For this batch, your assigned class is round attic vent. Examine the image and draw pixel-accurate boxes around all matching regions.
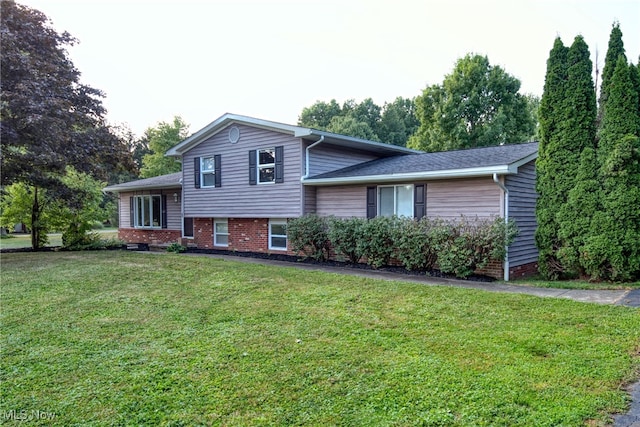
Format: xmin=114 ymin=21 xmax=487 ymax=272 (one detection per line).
xmin=228 ymin=126 xmax=240 ymax=143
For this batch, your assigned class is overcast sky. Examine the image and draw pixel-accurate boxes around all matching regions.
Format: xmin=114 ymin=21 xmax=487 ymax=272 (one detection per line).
xmin=20 ymin=0 xmax=640 ymax=138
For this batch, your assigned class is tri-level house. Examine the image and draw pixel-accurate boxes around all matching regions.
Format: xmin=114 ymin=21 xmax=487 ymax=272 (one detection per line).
xmin=105 ymin=113 xmax=539 ymax=280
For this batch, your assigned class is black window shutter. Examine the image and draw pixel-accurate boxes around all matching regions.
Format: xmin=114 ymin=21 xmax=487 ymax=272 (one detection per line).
xmin=275 ymin=146 xmax=284 ymax=183
xmin=194 ymin=157 xmax=201 ymax=188
xmin=129 ymin=196 xmax=135 ymax=227
xmin=161 ymin=195 xmax=168 ymax=229
xmin=249 ymin=150 xmax=257 ymax=185
xmin=214 ymin=154 xmax=222 ymax=187
xmin=366 ymin=186 xmax=377 ymax=219
xmin=414 ymin=184 xmax=426 ymax=219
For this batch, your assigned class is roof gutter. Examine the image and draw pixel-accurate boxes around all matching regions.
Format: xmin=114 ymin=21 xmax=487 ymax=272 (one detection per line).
xmin=302 ymin=165 xmax=512 ymax=186
xmin=493 ymin=173 xmax=510 ymax=282
xmin=302 ymin=135 xmax=325 ymax=179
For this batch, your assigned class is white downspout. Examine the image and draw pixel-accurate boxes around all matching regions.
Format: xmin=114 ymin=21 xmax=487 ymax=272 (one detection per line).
xmin=493 ymin=173 xmax=509 ymax=281
xmin=302 ymin=136 xmax=325 ymax=179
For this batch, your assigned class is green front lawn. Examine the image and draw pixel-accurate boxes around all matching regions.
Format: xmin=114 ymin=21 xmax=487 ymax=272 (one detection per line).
xmin=0 ymin=229 xmax=118 ymax=250
xmin=1 ymin=251 xmax=638 ymax=426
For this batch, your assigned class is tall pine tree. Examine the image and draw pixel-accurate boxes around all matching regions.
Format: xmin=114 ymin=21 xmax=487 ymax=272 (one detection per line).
xmin=597 ymin=23 xmax=626 ymax=128
xmin=554 ymin=36 xmax=598 ymax=277
xmin=535 ymin=37 xmax=570 ymax=278
xmin=584 ymin=55 xmax=640 ymax=280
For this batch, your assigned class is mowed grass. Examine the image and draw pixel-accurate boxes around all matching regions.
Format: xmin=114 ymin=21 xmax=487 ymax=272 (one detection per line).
xmin=0 ymin=229 xmax=118 ymax=250
xmin=1 ymin=251 xmax=639 ymax=426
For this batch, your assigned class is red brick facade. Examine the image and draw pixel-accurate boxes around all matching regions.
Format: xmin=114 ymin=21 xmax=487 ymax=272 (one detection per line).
xmin=509 ymin=261 xmax=539 ymax=280
xmin=119 ymin=219 xmax=538 ymax=281
xmin=118 ymin=228 xmax=181 ymax=246
xmin=188 ymin=217 xmax=292 ymax=254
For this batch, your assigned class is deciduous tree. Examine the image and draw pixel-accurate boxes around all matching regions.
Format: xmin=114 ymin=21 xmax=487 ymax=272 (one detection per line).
xmin=408 ymin=54 xmax=535 ymax=152
xmin=1 ymin=1 xmax=134 ymax=248
xmin=139 ymin=116 xmax=188 ymax=178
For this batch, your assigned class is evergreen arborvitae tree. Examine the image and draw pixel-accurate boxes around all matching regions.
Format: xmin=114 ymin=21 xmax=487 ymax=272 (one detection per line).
xmin=551 ymin=36 xmax=598 ymax=277
xmin=584 ymin=55 xmax=640 ymax=280
xmin=597 ymin=23 xmax=626 ymax=127
xmin=556 ymin=147 xmax=600 ymax=277
xmin=535 ymin=37 xmax=570 ymax=279
xmin=629 ymin=58 xmax=640 ymax=124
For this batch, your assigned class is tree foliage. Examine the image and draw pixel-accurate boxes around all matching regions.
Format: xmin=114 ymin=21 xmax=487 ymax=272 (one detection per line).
xmin=535 ymin=37 xmax=570 ymax=278
xmin=584 ymin=53 xmax=640 ymax=281
xmin=139 ymin=116 xmax=188 ymax=178
xmin=298 ymin=97 xmax=417 ymax=146
xmin=0 ymin=183 xmax=51 ymax=247
xmin=0 ymin=1 xmax=134 ymax=249
xmin=597 ymin=22 xmax=625 ymax=126
xmin=537 ymin=24 xmax=640 ymax=282
xmin=408 ymin=54 xmax=536 ymax=152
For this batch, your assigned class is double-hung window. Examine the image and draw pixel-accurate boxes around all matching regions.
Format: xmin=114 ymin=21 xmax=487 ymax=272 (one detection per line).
xmin=194 ymin=154 xmax=221 ymax=188
xmin=214 ymin=218 xmax=229 ymax=247
xmin=258 ymin=148 xmax=275 ymax=184
xmin=249 ymin=146 xmax=283 ymax=185
xmin=133 ymin=195 xmax=162 ymax=228
xmin=200 ymin=156 xmax=216 ymax=188
xmin=269 ymin=219 xmax=287 ymax=250
xmin=378 ymin=185 xmax=414 ymax=217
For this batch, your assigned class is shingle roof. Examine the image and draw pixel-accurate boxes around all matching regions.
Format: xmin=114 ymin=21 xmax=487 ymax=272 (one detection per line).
xmin=304 ymin=142 xmax=538 ymax=184
xmin=103 ymin=172 xmax=182 ymax=192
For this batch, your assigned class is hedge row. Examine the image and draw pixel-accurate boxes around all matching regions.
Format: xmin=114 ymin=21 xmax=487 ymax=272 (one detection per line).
xmin=287 ymin=214 xmax=518 ymax=279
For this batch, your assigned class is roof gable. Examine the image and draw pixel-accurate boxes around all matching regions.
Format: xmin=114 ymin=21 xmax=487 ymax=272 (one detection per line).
xmin=165 ymin=113 xmax=418 ymax=157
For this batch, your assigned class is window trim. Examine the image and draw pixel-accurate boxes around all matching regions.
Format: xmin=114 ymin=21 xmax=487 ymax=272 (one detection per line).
xmin=214 ymin=218 xmax=229 ymax=247
xmin=200 ymin=156 xmax=216 ymax=188
xmin=377 ymin=184 xmax=414 ymax=218
xmin=183 ymin=217 xmax=194 ymax=238
xmin=257 ymin=148 xmax=276 ymax=184
xmin=268 ymin=219 xmax=287 ymax=251
xmin=132 ymin=195 xmax=163 ymax=229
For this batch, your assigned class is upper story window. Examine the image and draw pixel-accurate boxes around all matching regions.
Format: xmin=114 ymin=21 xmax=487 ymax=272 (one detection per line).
xmin=194 ymin=155 xmax=221 ymax=188
xmin=258 ymin=148 xmax=275 ymax=184
xmin=201 ymin=156 xmax=216 ymax=188
xmin=132 ymin=195 xmax=164 ymax=228
xmin=249 ymin=146 xmax=284 ymax=185
xmin=378 ymin=185 xmax=414 ymax=217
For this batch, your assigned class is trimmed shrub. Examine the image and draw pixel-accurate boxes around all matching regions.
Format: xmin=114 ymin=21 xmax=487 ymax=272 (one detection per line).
xmin=395 ymin=217 xmax=444 ymax=272
xmin=287 ymin=214 xmax=330 ymax=261
xmin=327 ymin=216 xmax=366 ymax=263
xmin=357 ymin=216 xmax=400 ymax=269
xmin=435 ymin=217 xmax=517 ymax=278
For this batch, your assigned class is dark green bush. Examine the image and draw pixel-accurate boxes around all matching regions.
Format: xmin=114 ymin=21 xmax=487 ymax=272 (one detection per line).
xmin=166 ymin=242 xmax=187 ymax=253
xmin=287 ymin=214 xmax=330 ymax=261
xmin=327 ymin=216 xmax=366 ymax=263
xmin=395 ymin=218 xmax=442 ymax=271
xmin=357 ymin=216 xmax=400 ymax=269
xmin=436 ymin=217 xmax=517 ymax=278
xmin=62 ymin=222 xmax=100 ymax=250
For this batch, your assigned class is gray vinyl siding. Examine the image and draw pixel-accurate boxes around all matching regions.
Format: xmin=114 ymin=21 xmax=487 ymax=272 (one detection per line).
xmin=183 ymin=125 xmax=303 ymax=218
xmin=316 ymin=185 xmax=367 ymax=218
xmin=119 ymin=189 xmax=181 ymax=230
xmin=505 ymin=160 xmax=538 ymax=267
xmin=306 ymin=143 xmax=379 ymax=177
xmin=426 ymin=178 xmax=501 ymax=219
xmin=303 ymin=186 xmax=317 ymax=215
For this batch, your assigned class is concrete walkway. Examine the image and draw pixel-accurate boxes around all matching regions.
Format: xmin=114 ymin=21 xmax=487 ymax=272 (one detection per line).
xmin=177 ymin=252 xmax=639 ymax=426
